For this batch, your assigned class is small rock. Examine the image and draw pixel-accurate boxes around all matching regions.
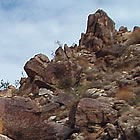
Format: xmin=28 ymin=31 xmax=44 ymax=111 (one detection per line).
xmin=48 ymin=115 xmax=57 ymax=121
xmin=119 ymin=26 xmax=128 ymax=33
xmin=0 ymin=134 xmax=13 ymax=140
xmin=70 ymin=133 xmax=84 ymax=140
xmin=39 ymin=88 xmax=54 ymax=96
xmin=85 ymin=88 xmax=107 ymax=98
xmin=105 ymin=123 xmax=118 ymax=138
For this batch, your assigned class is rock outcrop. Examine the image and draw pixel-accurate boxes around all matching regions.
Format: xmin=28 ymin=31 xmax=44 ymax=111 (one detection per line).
xmin=0 ymin=9 xmax=140 ymax=140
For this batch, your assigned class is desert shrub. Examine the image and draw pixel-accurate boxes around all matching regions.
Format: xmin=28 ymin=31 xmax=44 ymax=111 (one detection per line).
xmin=136 ymin=102 xmax=140 ymax=106
xmin=0 ymin=79 xmax=20 ymax=92
xmin=75 ymin=82 xmax=94 ymax=96
xmin=116 ymin=86 xmax=140 ymax=106
xmin=116 ymin=88 xmax=133 ymax=103
xmin=57 ymin=75 xmax=72 ymax=89
xmin=0 ymin=79 xmax=10 ymax=91
xmin=15 ymin=80 xmax=20 ymax=88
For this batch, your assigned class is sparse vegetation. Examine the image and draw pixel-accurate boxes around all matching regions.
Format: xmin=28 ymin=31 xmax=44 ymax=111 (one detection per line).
xmin=55 ymin=40 xmax=63 ymax=47
xmin=116 ymin=88 xmax=134 ymax=104
xmin=57 ymin=75 xmax=72 ymax=89
xmin=15 ymin=80 xmax=20 ymax=88
xmin=0 ymin=79 xmax=10 ymax=91
xmin=75 ymin=82 xmax=94 ymax=96
xmin=0 ymin=79 xmax=20 ymax=92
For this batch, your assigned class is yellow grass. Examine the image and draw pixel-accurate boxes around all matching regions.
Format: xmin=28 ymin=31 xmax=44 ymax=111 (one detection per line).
xmin=116 ymin=88 xmax=133 ymax=102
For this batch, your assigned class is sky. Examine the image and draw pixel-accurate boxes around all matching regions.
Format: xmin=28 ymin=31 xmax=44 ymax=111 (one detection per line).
xmin=0 ymin=0 xmax=140 ymax=84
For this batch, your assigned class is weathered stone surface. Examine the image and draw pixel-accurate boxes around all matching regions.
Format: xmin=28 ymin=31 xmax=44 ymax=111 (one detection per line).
xmin=79 ymin=9 xmax=116 ymax=58
xmin=79 ymin=33 xmax=103 ymax=52
xmin=43 ymin=63 xmax=68 ymax=85
xmin=44 ymin=62 xmax=81 ymax=88
xmin=54 ymin=47 xmax=68 ymax=62
xmin=64 ymin=44 xmax=73 ymax=59
xmin=0 ymin=97 xmax=73 ymax=140
xmin=123 ymin=26 xmax=140 ymax=46
xmin=86 ymin=9 xmax=115 ymax=46
xmin=117 ymin=44 xmax=140 ymax=69
xmin=106 ymin=45 xmax=127 ymax=57
xmin=0 ymin=85 xmax=17 ymax=97
xmin=0 ymin=97 xmax=42 ymax=140
xmin=118 ymin=107 xmax=140 ymax=140
xmin=23 ymin=54 xmax=54 ymax=91
xmin=85 ymin=88 xmax=107 ymax=98
xmin=52 ymin=93 xmax=77 ymax=107
xmin=41 ymin=103 xmax=59 ymax=113
xmin=24 ymin=53 xmax=50 ymax=79
xmin=19 ymin=77 xmax=39 ymax=96
xmin=34 ymin=75 xmax=54 ymax=90
xmin=75 ymin=97 xmax=118 ymax=128
xmin=24 ymin=53 xmax=81 ymax=90
xmin=1 ymin=9 xmax=140 ymax=140
xmin=86 ymin=9 xmax=115 ymax=34
xmin=48 ymin=122 xmax=73 ymax=140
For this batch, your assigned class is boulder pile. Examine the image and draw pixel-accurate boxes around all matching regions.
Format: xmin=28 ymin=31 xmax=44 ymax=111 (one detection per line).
xmin=0 ymin=9 xmax=140 ymax=140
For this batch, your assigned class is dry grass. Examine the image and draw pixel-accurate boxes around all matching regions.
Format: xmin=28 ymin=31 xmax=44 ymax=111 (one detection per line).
xmin=75 ymin=56 xmax=90 ymax=72
xmin=116 ymin=86 xmax=140 ymax=106
xmin=116 ymin=88 xmax=133 ymax=102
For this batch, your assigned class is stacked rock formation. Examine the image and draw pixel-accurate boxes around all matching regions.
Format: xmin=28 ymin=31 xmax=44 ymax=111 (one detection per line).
xmin=0 ymin=9 xmax=140 ymax=140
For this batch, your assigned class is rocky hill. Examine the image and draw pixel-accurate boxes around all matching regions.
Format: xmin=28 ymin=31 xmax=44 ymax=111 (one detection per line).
xmin=0 ymin=9 xmax=140 ymax=140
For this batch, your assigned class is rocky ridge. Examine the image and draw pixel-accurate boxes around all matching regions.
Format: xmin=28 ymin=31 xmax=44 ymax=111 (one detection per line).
xmin=0 ymin=9 xmax=140 ymax=140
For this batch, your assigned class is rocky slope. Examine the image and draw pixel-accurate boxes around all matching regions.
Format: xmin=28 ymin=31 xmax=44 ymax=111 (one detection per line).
xmin=0 ymin=9 xmax=140 ymax=140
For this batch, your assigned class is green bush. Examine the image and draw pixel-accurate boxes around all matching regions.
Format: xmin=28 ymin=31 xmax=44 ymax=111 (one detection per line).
xmin=0 ymin=80 xmax=10 ymax=91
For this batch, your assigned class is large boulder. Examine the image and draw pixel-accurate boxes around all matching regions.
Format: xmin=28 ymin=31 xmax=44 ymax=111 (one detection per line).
xmin=74 ymin=97 xmax=118 ymax=128
xmin=0 ymin=85 xmax=17 ymax=97
xmin=79 ymin=9 xmax=116 ymax=50
xmin=86 ymin=10 xmax=115 ymax=35
xmin=24 ymin=53 xmax=50 ymax=79
xmin=79 ymin=33 xmax=103 ymax=52
xmin=24 ymin=54 xmax=82 ymax=89
xmin=0 ymin=96 xmax=73 ymax=140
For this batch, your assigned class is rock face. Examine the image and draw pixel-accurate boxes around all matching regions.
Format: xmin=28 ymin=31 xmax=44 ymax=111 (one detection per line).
xmin=79 ymin=9 xmax=116 ymax=55
xmin=24 ymin=54 xmax=82 ymax=90
xmin=0 ymin=97 xmax=73 ymax=140
xmin=123 ymin=26 xmax=140 ymax=46
xmin=24 ymin=53 xmax=50 ymax=79
xmin=0 ymin=9 xmax=140 ymax=140
xmin=75 ymin=97 xmax=118 ymax=127
xmin=86 ymin=9 xmax=115 ymax=45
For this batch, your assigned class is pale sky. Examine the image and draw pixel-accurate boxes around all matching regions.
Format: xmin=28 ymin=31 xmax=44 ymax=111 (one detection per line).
xmin=0 ymin=0 xmax=140 ymax=84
